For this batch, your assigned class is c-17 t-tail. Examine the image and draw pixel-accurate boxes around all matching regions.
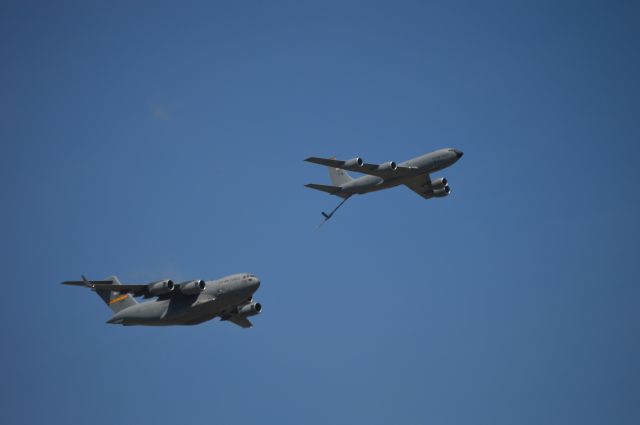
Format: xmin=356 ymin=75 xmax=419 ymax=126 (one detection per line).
xmin=305 ymin=148 xmax=464 ymax=223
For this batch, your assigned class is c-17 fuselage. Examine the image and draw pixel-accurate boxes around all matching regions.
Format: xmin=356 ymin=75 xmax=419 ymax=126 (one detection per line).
xmin=62 ymin=273 xmax=262 ymax=328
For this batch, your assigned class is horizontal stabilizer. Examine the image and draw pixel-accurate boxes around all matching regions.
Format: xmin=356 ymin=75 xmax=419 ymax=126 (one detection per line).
xmin=62 ymin=275 xmax=137 ymax=313
xmin=305 ymin=157 xmax=358 ymax=168
xmin=304 ymin=183 xmax=348 ymax=198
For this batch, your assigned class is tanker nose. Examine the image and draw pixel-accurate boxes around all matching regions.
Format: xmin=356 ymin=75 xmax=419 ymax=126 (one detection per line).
xmin=454 ymin=149 xmax=464 ymax=159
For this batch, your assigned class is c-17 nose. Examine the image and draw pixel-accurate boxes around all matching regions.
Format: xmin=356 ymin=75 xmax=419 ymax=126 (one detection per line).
xmin=454 ymin=149 xmax=464 ymax=159
xmin=248 ymin=276 xmax=261 ymax=289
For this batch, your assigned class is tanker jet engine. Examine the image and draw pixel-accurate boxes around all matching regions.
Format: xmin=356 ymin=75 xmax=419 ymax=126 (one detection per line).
xmin=305 ymin=148 xmax=464 ymax=224
xmin=62 ymin=273 xmax=262 ymax=328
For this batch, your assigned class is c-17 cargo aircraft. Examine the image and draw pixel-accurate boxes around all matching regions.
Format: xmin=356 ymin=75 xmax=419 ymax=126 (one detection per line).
xmin=62 ymin=273 xmax=262 ymax=328
xmin=305 ymin=148 xmax=464 ymax=223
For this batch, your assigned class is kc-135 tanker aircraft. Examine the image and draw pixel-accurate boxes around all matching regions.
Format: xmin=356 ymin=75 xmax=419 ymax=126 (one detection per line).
xmin=62 ymin=274 xmax=262 ymax=328
xmin=305 ymin=148 xmax=464 ymax=223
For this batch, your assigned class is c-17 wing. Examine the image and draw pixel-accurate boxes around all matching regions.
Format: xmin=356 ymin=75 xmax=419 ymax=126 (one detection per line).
xmin=87 ymin=283 xmax=150 ymax=296
xmin=305 ymin=156 xmax=418 ymax=178
xmin=62 ymin=278 xmax=176 ymax=298
xmin=62 ymin=279 xmax=113 ymax=287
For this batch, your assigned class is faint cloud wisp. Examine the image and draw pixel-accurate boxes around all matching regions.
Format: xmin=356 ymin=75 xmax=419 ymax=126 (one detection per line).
xmin=151 ymin=103 xmax=170 ymax=121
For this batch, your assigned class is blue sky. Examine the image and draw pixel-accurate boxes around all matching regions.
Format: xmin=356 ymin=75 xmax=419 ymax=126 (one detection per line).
xmin=1 ymin=1 xmax=639 ymax=424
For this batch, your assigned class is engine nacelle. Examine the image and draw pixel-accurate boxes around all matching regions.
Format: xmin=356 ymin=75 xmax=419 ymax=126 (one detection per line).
xmin=148 ymin=279 xmax=175 ymax=296
xmin=179 ymin=279 xmax=206 ymax=295
xmin=236 ymin=302 xmax=262 ymax=318
xmin=344 ymin=157 xmax=364 ymax=168
xmin=377 ymin=161 xmax=397 ymax=172
xmin=433 ymin=185 xmax=451 ymax=197
xmin=431 ymin=177 xmax=448 ymax=190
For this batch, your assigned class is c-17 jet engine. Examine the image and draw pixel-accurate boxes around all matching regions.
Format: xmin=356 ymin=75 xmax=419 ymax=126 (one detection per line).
xmin=236 ymin=302 xmax=262 ymax=318
xmin=148 ymin=280 xmax=175 ymax=296
xmin=179 ymin=280 xmax=206 ymax=294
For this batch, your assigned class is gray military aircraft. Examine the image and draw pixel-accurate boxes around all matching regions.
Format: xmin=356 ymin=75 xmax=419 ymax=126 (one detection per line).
xmin=62 ymin=273 xmax=262 ymax=328
xmin=305 ymin=148 xmax=464 ymax=222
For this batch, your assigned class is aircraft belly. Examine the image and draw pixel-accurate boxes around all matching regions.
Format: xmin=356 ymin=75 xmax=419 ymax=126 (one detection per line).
xmin=111 ymin=297 xmax=220 ymax=326
xmin=107 ymin=282 xmax=257 ymax=326
xmin=158 ymin=292 xmax=250 ymax=325
xmin=345 ymin=176 xmax=385 ymax=194
xmin=159 ymin=297 xmax=222 ymax=325
xmin=109 ymin=300 xmax=169 ymax=325
xmin=366 ymin=179 xmax=404 ymax=193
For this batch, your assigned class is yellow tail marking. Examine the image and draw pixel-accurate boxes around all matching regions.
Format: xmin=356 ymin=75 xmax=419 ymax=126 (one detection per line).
xmin=109 ymin=294 xmax=129 ymax=305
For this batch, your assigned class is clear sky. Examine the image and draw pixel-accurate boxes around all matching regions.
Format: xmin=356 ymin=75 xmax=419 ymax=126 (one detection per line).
xmin=1 ymin=1 xmax=639 ymax=424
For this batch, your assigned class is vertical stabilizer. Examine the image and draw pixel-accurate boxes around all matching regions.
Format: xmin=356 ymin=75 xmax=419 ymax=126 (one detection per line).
xmin=328 ymin=162 xmax=353 ymax=186
xmin=85 ymin=275 xmax=137 ymax=313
